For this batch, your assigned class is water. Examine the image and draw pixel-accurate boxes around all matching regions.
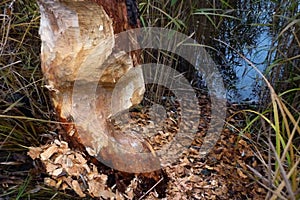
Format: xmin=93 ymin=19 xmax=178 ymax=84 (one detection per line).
xmin=207 ymin=1 xmax=276 ymax=104
xmin=227 ymin=30 xmax=272 ymax=104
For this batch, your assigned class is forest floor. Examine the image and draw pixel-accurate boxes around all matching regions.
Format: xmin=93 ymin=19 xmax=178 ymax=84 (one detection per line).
xmin=16 ymin=91 xmax=268 ymax=200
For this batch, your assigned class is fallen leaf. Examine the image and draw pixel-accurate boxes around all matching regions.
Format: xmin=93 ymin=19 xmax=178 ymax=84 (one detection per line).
xmin=237 ymin=168 xmax=248 ymax=179
xmin=238 ymin=139 xmax=248 ymax=147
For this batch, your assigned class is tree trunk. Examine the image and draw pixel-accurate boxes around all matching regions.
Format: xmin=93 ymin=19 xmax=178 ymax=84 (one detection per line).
xmin=38 ymin=0 xmax=159 ymax=173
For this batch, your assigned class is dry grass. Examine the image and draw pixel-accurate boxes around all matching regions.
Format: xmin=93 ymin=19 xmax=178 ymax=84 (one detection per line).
xmin=0 ymin=0 xmax=83 ymax=199
xmin=221 ymin=2 xmax=300 ymax=198
xmin=0 ymin=0 xmax=299 ymax=199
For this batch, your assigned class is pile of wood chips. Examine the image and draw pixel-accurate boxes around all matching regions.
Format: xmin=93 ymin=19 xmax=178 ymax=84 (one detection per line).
xmin=27 ymin=101 xmax=267 ymax=199
xmin=28 ymin=139 xmax=116 ymax=199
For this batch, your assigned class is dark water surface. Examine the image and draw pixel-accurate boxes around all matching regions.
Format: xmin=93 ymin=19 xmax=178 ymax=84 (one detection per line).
xmin=191 ymin=1 xmax=299 ymax=104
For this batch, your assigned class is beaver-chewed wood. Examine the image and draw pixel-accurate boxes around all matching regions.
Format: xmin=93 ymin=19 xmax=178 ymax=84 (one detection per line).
xmin=38 ymin=0 xmax=159 ymax=173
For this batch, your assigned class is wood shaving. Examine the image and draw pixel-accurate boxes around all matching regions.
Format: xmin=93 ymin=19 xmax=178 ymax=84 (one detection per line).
xmin=28 ymin=139 xmax=113 ymax=198
xmin=27 ymin=147 xmax=43 ymax=159
xmin=27 ymin=100 xmax=266 ymax=199
xmin=40 ymin=145 xmax=58 ymax=160
xmin=72 ymin=180 xmax=86 ymax=197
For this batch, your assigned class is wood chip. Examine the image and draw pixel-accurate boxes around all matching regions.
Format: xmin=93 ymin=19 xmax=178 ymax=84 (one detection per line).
xmin=100 ymin=189 xmax=116 ymax=199
xmin=75 ymin=152 xmax=86 ymax=164
xmin=54 ymin=139 xmax=61 ymax=146
xmin=44 ymin=177 xmax=56 ymax=187
xmin=62 ymin=176 xmax=73 ymax=188
xmin=54 ymin=154 xmax=63 ymax=164
xmin=45 ymin=162 xmax=59 ymax=173
xmin=27 ymin=147 xmax=43 ymax=160
xmin=55 ymin=178 xmax=63 ymax=188
xmin=60 ymin=141 xmax=69 ymax=149
xmin=51 ymin=168 xmax=63 ymax=177
xmin=116 ymin=190 xmax=125 ymax=200
xmin=40 ymin=145 xmax=58 ymax=160
xmin=65 ymin=156 xmax=73 ymax=168
xmin=72 ymin=180 xmax=86 ymax=197
xmin=88 ymin=179 xmax=105 ymax=197
xmin=86 ymin=147 xmax=97 ymax=156
xmin=61 ymin=182 xmax=69 ymax=190
xmin=65 ymin=164 xmax=81 ymax=176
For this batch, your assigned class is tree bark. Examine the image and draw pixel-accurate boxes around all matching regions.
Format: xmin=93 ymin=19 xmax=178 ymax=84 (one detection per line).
xmin=38 ymin=0 xmax=159 ymax=173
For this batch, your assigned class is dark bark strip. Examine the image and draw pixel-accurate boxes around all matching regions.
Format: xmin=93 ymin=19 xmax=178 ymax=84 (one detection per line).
xmin=125 ymin=0 xmax=139 ymax=27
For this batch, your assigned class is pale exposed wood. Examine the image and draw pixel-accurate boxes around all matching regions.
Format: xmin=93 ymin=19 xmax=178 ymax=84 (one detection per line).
xmin=37 ymin=0 xmax=157 ymax=172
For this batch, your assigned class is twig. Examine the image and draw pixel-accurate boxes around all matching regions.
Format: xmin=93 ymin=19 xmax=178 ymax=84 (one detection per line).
xmin=138 ymin=177 xmax=163 ymax=200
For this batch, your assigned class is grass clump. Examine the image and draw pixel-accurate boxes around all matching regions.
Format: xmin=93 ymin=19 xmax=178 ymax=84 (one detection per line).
xmin=0 ymin=0 xmax=299 ymax=199
xmin=232 ymin=1 xmax=300 ymax=199
xmin=0 ymin=0 xmax=78 ymax=199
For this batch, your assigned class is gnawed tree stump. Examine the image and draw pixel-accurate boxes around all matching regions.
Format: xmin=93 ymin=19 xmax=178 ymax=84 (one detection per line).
xmin=38 ymin=0 xmax=159 ymax=173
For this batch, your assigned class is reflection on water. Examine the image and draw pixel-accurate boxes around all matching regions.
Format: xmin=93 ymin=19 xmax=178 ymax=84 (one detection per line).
xmin=224 ymin=29 xmax=272 ymax=103
xmin=210 ymin=1 xmax=274 ymax=104
xmin=191 ymin=1 xmax=285 ymax=104
xmin=140 ymin=0 xmax=299 ymax=104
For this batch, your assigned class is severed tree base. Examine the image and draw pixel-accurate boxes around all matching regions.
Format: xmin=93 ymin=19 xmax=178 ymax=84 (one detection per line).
xmin=36 ymin=0 xmax=160 ymax=174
